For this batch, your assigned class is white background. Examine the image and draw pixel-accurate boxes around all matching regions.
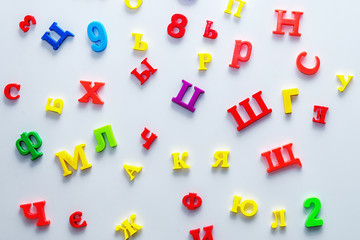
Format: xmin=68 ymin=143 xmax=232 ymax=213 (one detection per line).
xmin=0 ymin=0 xmax=359 ymax=239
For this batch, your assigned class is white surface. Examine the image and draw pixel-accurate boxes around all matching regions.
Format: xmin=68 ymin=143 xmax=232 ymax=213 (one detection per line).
xmin=1 ymin=0 xmax=359 ymax=239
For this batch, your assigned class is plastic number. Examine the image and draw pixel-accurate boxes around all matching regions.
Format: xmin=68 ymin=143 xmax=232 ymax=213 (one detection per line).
xmin=167 ymin=14 xmax=188 ymax=38
xmin=87 ymin=21 xmax=108 ymax=52
xmin=304 ymin=197 xmax=323 ymax=227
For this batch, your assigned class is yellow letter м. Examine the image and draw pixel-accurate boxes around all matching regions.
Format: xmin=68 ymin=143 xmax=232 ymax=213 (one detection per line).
xmin=55 ymin=143 xmax=92 ymax=176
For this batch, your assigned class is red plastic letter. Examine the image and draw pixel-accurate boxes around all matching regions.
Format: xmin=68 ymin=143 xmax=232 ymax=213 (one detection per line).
xmin=20 ymin=200 xmax=50 ymax=226
xmin=131 ymin=58 xmax=157 ymax=85
xmin=313 ymin=105 xmax=328 ymax=124
xmin=167 ymin=14 xmax=188 ymax=38
xmin=4 ymin=83 xmax=20 ymax=100
xmin=227 ymin=91 xmax=272 ymax=131
xmin=203 ymin=20 xmax=218 ymax=39
xmin=141 ymin=127 xmax=157 ymax=150
xmin=296 ymin=52 xmax=320 ymax=75
xmin=190 ymin=225 xmax=213 ymax=240
xmin=19 ymin=15 xmax=36 ymax=32
xmin=273 ymin=9 xmax=303 ymax=36
xmin=229 ymin=40 xmax=252 ymax=69
xmin=78 ymin=81 xmax=105 ymax=104
xmin=69 ymin=211 xmax=87 ymax=228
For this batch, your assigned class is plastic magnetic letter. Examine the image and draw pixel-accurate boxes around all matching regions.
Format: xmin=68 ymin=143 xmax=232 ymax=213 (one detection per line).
xmin=261 ymin=143 xmax=302 ymax=173
xmin=55 ymin=144 xmax=92 ymax=177
xmin=183 ymin=193 xmax=202 ymax=210
xmin=212 ymin=151 xmax=229 ymax=168
xmin=167 ymin=14 xmax=188 ymax=38
xmin=4 ymin=83 xmax=20 ymax=100
xmin=229 ymin=40 xmax=252 ymax=69
xmin=124 ymin=164 xmax=142 ymax=181
xmin=125 ymin=0 xmax=142 ymax=9
xmin=230 ymin=195 xmax=258 ymax=217
xmin=78 ymin=81 xmax=105 ymax=104
xmin=190 ymin=225 xmax=213 ymax=240
xmin=227 ymin=91 xmax=272 ymax=131
xmin=282 ymin=88 xmax=299 ymax=114
xmin=337 ymin=75 xmax=353 ymax=92
xmin=141 ymin=127 xmax=157 ymax=150
xmin=93 ymin=124 xmax=117 ymax=152
xmin=131 ymin=58 xmax=157 ymax=85
xmin=87 ymin=21 xmax=108 ymax=52
xmin=172 ymin=80 xmax=205 ymax=113
xmin=296 ymin=52 xmax=320 ymax=75
xmin=203 ymin=20 xmax=218 ymax=39
xmin=224 ymin=0 xmax=246 ymax=18
xmin=132 ymin=33 xmax=148 ymax=51
xmin=16 ymin=131 xmax=43 ymax=160
xmin=41 ymin=22 xmax=74 ymax=50
xmin=198 ymin=53 xmax=212 ymax=71
xmin=20 ymin=201 xmax=50 ymax=226
xmin=271 ymin=209 xmax=286 ymax=228
xmin=273 ymin=10 xmax=303 ymax=36
xmin=19 ymin=15 xmax=36 ymax=32
xmin=313 ymin=105 xmax=328 ymax=124
xmin=304 ymin=197 xmax=323 ymax=228
xmin=115 ymin=214 xmax=142 ymax=240
xmin=172 ymin=152 xmax=190 ymax=170
xmin=45 ymin=98 xmax=64 ymax=114
xmin=69 ymin=211 xmax=87 ymax=228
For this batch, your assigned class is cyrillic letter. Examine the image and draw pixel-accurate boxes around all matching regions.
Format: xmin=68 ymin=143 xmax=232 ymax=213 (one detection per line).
xmin=198 ymin=53 xmax=212 ymax=70
xmin=203 ymin=20 xmax=218 ymax=39
xmin=131 ymin=58 xmax=157 ymax=85
xmin=190 ymin=225 xmax=213 ymax=240
xmin=78 ymin=81 xmax=105 ymax=104
xmin=4 ymin=83 xmax=20 ymax=100
xmin=282 ymin=88 xmax=299 ymax=114
xmin=125 ymin=0 xmax=142 ymax=9
xmin=224 ymin=0 xmax=246 ymax=18
xmin=172 ymin=80 xmax=205 ymax=113
xmin=16 ymin=131 xmax=43 ymax=161
xmin=20 ymin=200 xmax=50 ymax=226
xmin=45 ymin=98 xmax=64 ymax=114
xmin=172 ymin=152 xmax=190 ymax=170
xmin=227 ymin=91 xmax=272 ymax=131
xmin=132 ymin=33 xmax=148 ymax=51
xmin=69 ymin=211 xmax=87 ymax=228
xmin=337 ymin=75 xmax=352 ymax=92
xmin=41 ymin=22 xmax=74 ymax=50
xmin=313 ymin=105 xmax=328 ymax=124
xmin=230 ymin=195 xmax=257 ymax=217
xmin=271 ymin=209 xmax=286 ymax=228
xmin=229 ymin=40 xmax=252 ymax=69
xmin=115 ymin=214 xmax=142 ymax=240
xmin=273 ymin=10 xmax=303 ymax=36
xmin=141 ymin=127 xmax=157 ymax=150
xmin=55 ymin=143 xmax=92 ymax=176
xmin=296 ymin=52 xmax=320 ymax=75
xmin=261 ymin=143 xmax=302 ymax=173
xmin=212 ymin=151 xmax=229 ymax=168
xmin=94 ymin=124 xmax=117 ymax=152
xmin=124 ymin=164 xmax=142 ymax=181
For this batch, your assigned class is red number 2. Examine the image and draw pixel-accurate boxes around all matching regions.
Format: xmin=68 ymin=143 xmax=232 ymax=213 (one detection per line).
xmin=19 ymin=15 xmax=36 ymax=32
xmin=167 ymin=14 xmax=188 ymax=38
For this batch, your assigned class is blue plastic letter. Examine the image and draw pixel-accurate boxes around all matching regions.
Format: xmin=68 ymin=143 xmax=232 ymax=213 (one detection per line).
xmin=41 ymin=22 xmax=74 ymax=50
xmin=87 ymin=21 xmax=108 ymax=52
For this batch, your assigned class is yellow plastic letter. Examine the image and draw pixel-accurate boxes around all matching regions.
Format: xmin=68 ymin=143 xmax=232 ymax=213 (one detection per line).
xmin=212 ymin=151 xmax=229 ymax=168
xmin=132 ymin=33 xmax=148 ymax=51
xmin=115 ymin=214 xmax=142 ymax=240
xmin=45 ymin=98 xmax=63 ymax=114
xmin=55 ymin=144 xmax=92 ymax=177
xmin=224 ymin=0 xmax=246 ymax=18
xmin=282 ymin=88 xmax=299 ymax=114
xmin=271 ymin=209 xmax=286 ymax=228
xmin=172 ymin=152 xmax=190 ymax=170
xmin=125 ymin=0 xmax=142 ymax=9
xmin=230 ymin=195 xmax=257 ymax=217
xmin=124 ymin=164 xmax=142 ymax=181
xmin=198 ymin=53 xmax=212 ymax=71
xmin=337 ymin=74 xmax=353 ymax=92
